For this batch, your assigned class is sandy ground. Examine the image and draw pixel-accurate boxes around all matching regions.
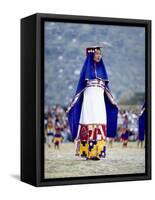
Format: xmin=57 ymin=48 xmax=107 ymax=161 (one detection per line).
xmin=44 ymin=142 xmax=145 ymax=179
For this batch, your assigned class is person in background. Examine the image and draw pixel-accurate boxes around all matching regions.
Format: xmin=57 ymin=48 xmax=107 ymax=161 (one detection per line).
xmin=47 ymin=121 xmax=54 ymax=148
xmin=53 ymin=119 xmax=63 ymax=149
xmin=121 ymin=115 xmax=129 ymax=148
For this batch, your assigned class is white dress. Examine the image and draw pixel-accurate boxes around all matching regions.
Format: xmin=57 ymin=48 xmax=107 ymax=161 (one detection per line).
xmin=79 ymin=79 xmax=107 ymax=125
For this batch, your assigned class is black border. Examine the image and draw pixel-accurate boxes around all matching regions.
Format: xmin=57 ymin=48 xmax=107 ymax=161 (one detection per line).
xmin=23 ymin=13 xmax=151 ymax=187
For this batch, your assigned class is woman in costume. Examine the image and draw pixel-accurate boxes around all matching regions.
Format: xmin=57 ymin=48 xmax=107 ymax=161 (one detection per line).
xmin=137 ymin=103 xmax=145 ymax=148
xmin=66 ymin=46 xmax=118 ymax=160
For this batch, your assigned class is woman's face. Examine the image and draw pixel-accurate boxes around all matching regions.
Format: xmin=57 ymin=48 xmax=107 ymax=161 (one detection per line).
xmin=93 ymin=49 xmax=102 ymax=63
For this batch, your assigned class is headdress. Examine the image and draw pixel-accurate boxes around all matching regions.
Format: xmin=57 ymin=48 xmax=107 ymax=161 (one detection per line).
xmin=86 ymin=46 xmax=103 ymax=56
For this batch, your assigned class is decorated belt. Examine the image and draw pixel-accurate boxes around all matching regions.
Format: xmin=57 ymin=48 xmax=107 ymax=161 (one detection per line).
xmin=86 ymin=81 xmax=105 ymax=89
xmin=66 ymin=81 xmax=116 ymax=114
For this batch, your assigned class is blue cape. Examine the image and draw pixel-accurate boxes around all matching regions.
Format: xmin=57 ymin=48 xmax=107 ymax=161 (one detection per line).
xmin=138 ymin=103 xmax=146 ymax=141
xmin=67 ymin=53 xmax=118 ymax=141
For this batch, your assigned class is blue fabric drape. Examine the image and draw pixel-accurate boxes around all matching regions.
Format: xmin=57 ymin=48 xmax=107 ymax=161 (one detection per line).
xmin=138 ymin=103 xmax=146 ymax=141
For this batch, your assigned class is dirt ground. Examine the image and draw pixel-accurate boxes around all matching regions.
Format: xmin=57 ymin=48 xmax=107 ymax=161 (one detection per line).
xmin=44 ymin=142 xmax=145 ymax=179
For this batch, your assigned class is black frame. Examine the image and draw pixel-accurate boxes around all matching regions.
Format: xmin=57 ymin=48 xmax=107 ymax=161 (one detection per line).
xmin=21 ymin=13 xmax=151 ymax=187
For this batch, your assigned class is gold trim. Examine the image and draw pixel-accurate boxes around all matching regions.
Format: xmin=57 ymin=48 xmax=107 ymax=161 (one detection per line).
xmin=139 ymin=107 xmax=145 ymax=116
xmin=85 ymin=78 xmax=109 ymax=82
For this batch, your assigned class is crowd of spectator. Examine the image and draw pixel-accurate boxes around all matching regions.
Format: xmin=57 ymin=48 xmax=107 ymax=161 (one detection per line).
xmin=44 ymin=105 xmax=71 ymax=144
xmin=117 ymin=108 xmax=140 ymax=141
xmin=44 ymin=105 xmax=141 ymax=144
